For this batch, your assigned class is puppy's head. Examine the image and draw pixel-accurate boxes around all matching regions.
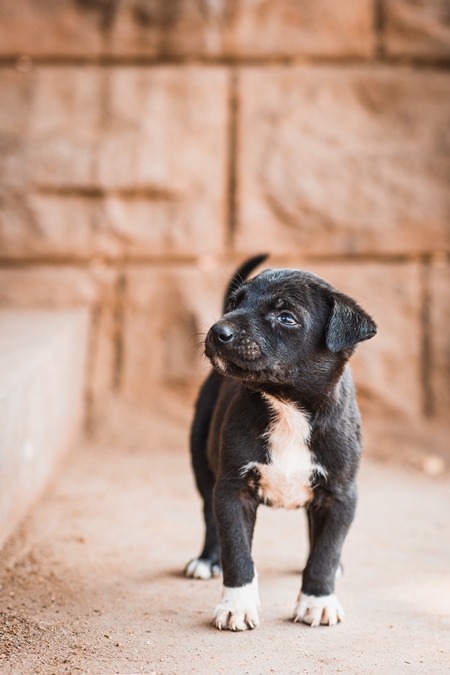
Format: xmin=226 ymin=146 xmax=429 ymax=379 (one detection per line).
xmin=205 ymin=268 xmax=376 ymax=395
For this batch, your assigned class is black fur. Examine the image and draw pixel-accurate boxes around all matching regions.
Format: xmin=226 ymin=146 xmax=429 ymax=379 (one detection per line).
xmin=186 ymin=256 xmax=377 ymax=626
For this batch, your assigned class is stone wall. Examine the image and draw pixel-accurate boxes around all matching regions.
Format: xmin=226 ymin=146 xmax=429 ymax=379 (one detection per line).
xmin=0 ymin=0 xmax=449 ymax=460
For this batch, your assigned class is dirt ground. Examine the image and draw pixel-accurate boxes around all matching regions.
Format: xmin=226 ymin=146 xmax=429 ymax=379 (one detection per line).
xmin=1 ymin=399 xmax=449 ymax=675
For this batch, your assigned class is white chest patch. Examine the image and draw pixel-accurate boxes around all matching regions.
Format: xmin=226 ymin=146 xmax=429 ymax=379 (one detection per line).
xmin=243 ymin=395 xmax=325 ymax=510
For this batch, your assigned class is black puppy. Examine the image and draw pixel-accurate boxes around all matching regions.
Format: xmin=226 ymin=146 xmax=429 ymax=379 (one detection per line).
xmin=185 ymin=255 xmax=376 ymax=631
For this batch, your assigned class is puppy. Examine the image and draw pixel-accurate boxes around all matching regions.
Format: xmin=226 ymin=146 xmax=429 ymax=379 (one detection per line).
xmin=185 ymin=255 xmax=376 ymax=631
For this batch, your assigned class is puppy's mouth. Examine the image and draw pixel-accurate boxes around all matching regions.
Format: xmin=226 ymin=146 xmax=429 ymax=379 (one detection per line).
xmin=210 ymin=352 xmax=261 ymax=373
xmin=209 ymin=354 xmax=266 ymax=384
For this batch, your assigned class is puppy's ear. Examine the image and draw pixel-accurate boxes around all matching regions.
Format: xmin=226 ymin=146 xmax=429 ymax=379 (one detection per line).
xmin=325 ymin=293 xmax=377 ymax=353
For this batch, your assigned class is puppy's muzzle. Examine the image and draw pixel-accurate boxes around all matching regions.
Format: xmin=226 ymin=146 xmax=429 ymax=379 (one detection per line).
xmin=207 ymin=320 xmax=262 ymax=365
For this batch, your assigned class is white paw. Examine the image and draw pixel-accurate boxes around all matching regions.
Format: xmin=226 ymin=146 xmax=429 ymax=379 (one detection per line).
xmin=212 ymin=577 xmax=260 ymax=631
xmin=293 ymin=593 xmax=345 ymax=627
xmin=184 ymin=558 xmax=221 ymax=580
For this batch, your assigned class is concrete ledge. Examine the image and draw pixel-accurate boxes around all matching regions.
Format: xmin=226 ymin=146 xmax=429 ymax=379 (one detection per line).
xmin=0 ymin=310 xmax=89 ymax=548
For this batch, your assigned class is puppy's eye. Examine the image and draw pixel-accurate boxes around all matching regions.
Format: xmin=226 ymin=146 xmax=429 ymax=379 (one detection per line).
xmin=227 ymin=297 xmax=236 ymax=311
xmin=277 ymin=313 xmax=297 ymax=325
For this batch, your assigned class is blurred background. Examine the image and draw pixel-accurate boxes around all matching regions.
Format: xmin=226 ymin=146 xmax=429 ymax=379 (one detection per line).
xmin=0 ymin=0 xmax=449 ymax=469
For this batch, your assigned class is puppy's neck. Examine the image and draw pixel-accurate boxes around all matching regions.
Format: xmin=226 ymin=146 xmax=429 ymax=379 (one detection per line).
xmin=244 ymin=362 xmax=350 ymax=414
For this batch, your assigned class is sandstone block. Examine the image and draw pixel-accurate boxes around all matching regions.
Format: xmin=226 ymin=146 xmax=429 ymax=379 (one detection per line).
xmin=0 ymin=0 xmax=103 ymax=56
xmin=0 ymin=70 xmax=32 ymax=136
xmin=0 ymin=195 xmax=122 ymax=261
xmin=0 ymin=196 xmax=96 ymax=260
xmin=108 ymin=0 xmax=374 ymax=58
xmin=107 ymin=0 xmax=212 ymax=58
xmin=0 ymin=67 xmax=227 ymax=260
xmin=0 ymin=266 xmax=104 ymax=308
xmin=222 ymin=0 xmax=375 ymax=58
xmin=0 ymin=70 xmax=34 ymax=192
xmin=0 ymin=67 xmax=103 ymax=193
xmin=121 ymin=263 xmax=231 ymax=406
xmin=429 ymin=260 xmax=450 ymax=421
xmin=384 ymin=0 xmax=450 ymax=59
xmin=95 ymin=67 xmax=228 ymax=257
xmin=236 ymin=67 xmax=450 ymax=256
xmin=27 ymin=68 xmax=103 ymax=188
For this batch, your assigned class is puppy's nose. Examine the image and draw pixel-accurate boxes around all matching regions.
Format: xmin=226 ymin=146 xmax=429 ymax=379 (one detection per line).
xmin=211 ymin=323 xmax=234 ymax=345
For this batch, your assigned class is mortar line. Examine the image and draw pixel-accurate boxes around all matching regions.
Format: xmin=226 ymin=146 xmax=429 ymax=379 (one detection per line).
xmin=32 ymin=185 xmax=178 ymax=200
xmin=112 ymin=271 xmax=126 ymax=392
xmin=374 ymin=0 xmax=386 ymax=60
xmin=0 ymin=252 xmax=443 ymax=268
xmin=420 ymin=255 xmax=434 ymax=418
xmin=84 ymin=304 xmax=101 ymax=435
xmin=1 ymin=56 xmax=450 ymax=70
xmin=226 ymin=67 xmax=239 ymax=252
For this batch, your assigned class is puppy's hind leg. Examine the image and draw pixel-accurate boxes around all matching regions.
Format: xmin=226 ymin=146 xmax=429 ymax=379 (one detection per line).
xmin=185 ymin=372 xmax=222 ymax=580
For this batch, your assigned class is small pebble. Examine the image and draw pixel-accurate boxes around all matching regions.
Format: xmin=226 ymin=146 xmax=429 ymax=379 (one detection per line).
xmin=421 ymin=455 xmax=445 ymax=477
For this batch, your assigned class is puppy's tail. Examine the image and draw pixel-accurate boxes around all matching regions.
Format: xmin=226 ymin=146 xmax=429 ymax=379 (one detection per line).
xmin=223 ymin=254 xmax=268 ymax=313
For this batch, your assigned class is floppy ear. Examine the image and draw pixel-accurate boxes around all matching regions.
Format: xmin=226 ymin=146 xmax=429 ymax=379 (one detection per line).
xmin=325 ymin=293 xmax=377 ymax=353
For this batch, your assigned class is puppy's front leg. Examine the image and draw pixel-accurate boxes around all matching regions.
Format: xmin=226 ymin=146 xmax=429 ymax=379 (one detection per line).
xmin=212 ymin=479 xmax=260 ymax=631
xmin=294 ymin=489 xmax=357 ymax=627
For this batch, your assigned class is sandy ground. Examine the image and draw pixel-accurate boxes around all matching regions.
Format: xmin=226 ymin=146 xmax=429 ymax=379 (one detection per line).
xmin=1 ymin=400 xmax=449 ymax=675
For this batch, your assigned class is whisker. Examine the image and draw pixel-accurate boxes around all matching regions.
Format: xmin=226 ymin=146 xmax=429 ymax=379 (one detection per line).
xmin=189 ymin=331 xmax=206 ymax=343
